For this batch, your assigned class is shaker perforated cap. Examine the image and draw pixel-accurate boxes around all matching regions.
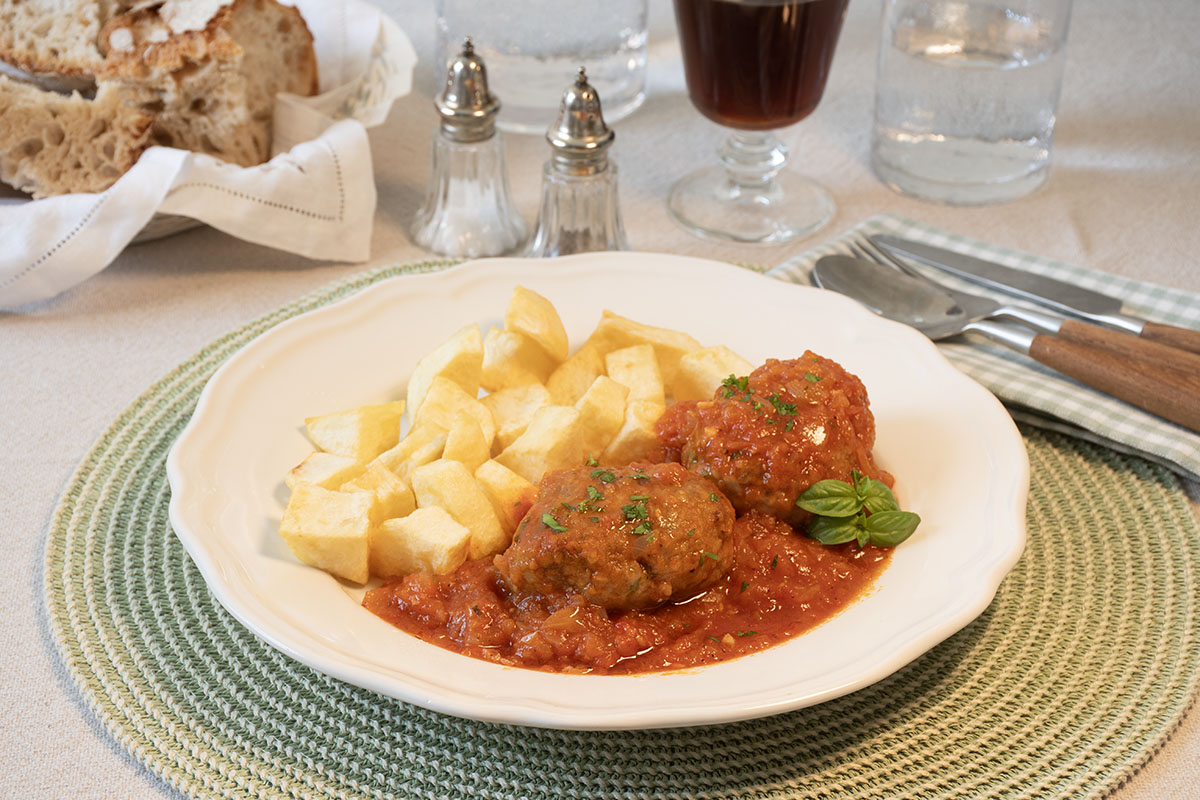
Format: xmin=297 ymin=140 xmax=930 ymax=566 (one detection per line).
xmin=436 ymin=37 xmax=500 ymax=142
xmin=546 ymin=67 xmax=614 ymax=173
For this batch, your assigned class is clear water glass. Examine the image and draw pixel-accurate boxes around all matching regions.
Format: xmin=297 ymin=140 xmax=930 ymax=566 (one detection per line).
xmin=871 ymin=0 xmax=1074 ymax=205
xmin=435 ymin=0 xmax=648 ymax=135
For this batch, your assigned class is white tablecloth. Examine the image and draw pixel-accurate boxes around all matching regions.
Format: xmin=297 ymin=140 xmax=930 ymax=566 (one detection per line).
xmin=3 ymin=0 xmax=1198 ymax=796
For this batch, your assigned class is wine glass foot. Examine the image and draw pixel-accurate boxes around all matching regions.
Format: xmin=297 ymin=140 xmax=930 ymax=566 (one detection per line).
xmin=667 ymin=166 xmax=834 ymax=245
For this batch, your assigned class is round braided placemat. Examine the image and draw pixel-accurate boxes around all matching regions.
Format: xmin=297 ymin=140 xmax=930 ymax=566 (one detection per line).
xmin=45 ymin=262 xmax=1200 ymax=800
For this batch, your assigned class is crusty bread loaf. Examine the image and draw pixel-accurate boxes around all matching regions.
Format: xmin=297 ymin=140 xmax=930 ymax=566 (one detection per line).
xmin=0 ymin=74 xmax=153 ymax=197
xmin=0 ymin=0 xmax=318 ymax=197
xmin=0 ymin=0 xmax=120 ymax=77
xmin=99 ymin=0 xmax=318 ymax=167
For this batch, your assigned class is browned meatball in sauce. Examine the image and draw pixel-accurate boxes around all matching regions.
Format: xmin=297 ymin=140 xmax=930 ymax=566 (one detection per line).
xmin=494 ymin=462 xmax=736 ymax=612
xmin=657 ymin=353 xmax=888 ymax=528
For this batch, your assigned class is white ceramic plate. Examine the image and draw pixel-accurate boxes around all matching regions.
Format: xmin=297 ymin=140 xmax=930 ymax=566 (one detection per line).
xmin=167 ymin=252 xmax=1028 ymax=730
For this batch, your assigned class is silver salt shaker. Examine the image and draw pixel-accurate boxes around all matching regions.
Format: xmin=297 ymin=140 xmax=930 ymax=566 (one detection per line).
xmin=411 ymin=38 xmax=526 ymax=257
xmin=526 ymin=68 xmax=629 ymax=257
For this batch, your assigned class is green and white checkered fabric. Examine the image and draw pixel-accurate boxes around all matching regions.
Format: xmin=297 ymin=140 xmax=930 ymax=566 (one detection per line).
xmin=770 ymin=214 xmax=1200 ymax=480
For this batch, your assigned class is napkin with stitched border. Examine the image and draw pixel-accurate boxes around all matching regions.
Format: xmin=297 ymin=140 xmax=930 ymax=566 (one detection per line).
xmin=770 ymin=214 xmax=1200 ymax=481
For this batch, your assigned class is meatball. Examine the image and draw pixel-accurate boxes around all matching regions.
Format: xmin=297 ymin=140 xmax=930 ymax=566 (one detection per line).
xmin=494 ymin=462 xmax=736 ymax=612
xmin=657 ymin=353 xmax=887 ymax=527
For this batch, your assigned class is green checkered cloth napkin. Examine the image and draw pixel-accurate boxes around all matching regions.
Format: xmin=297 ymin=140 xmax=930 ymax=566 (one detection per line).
xmin=769 ymin=214 xmax=1200 ymax=481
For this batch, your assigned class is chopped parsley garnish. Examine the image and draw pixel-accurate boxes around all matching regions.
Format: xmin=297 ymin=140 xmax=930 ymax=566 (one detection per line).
xmin=687 ymin=529 xmax=696 ymax=537
xmin=629 ymin=494 xmax=649 ymax=501
xmin=541 ymin=513 xmax=568 ymax=532
xmin=707 ymin=635 xmax=721 ymax=643
xmin=805 ymin=371 xmax=822 ymax=383
xmin=631 ymin=521 xmax=653 ymax=536
xmin=590 ymin=468 xmax=616 ymax=483
xmin=589 ymin=516 xmax=600 ymax=523
xmin=768 ymin=393 xmax=797 ymax=416
xmin=560 ymin=502 xmax=575 ymax=512
xmin=771 ymin=555 xmax=778 ymax=569
xmin=740 ymin=581 xmax=749 ymax=593
xmin=736 ymin=630 xmax=757 ymax=637
xmin=622 ymin=500 xmax=649 ymax=521
xmin=586 ymin=454 xmax=599 ymax=466
xmin=702 ymin=551 xmax=719 ymax=562
xmin=586 ymin=486 xmax=604 ymax=502
xmin=709 ymin=492 xmax=719 ymax=502
xmin=720 ymin=374 xmax=751 ymax=398
xmin=784 ymin=419 xmax=795 ymax=433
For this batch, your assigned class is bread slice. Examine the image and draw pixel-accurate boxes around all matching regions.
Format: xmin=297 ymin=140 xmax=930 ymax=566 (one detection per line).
xmin=0 ymin=0 xmax=112 ymax=77
xmin=0 ymin=74 xmax=153 ymax=197
xmin=0 ymin=0 xmax=317 ymax=196
xmin=98 ymin=0 xmax=319 ymax=167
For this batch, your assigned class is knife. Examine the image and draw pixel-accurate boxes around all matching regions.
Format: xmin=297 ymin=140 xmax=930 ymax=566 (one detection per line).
xmin=870 ymin=234 xmax=1200 ymax=357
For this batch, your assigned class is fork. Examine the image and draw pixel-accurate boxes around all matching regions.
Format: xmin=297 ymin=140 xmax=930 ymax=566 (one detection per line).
xmin=847 ymin=237 xmax=1200 ymax=376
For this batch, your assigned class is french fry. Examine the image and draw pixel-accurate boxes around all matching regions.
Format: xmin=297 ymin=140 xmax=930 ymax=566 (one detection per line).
xmin=604 ymin=344 xmax=665 ymax=406
xmin=481 ymin=383 xmax=551 ymax=453
xmin=304 ymin=400 xmax=406 ymax=461
xmin=340 ymin=461 xmax=416 ymax=521
xmin=574 ymin=375 xmax=628 ymax=461
xmin=674 ymin=345 xmax=755 ymax=402
xmin=583 ymin=310 xmax=701 ymax=389
xmin=442 ymin=414 xmax=491 ymax=472
xmin=279 ymin=484 xmax=373 ymax=584
xmin=412 ymin=375 xmax=496 ymax=445
xmin=474 ymin=459 xmax=536 ymax=536
xmin=601 ymin=345 xmax=666 ymax=465
xmin=505 ymin=286 xmax=569 ymax=362
xmin=372 ymin=422 xmax=448 ymax=479
xmin=545 ymin=343 xmax=605 ymax=405
xmin=406 ymin=324 xmax=483 ymax=419
xmin=480 ymin=327 xmax=557 ymax=391
xmin=370 ymin=507 xmax=472 ymax=578
xmin=495 ymin=405 xmax=587 ymax=484
xmin=285 ymin=451 xmax=365 ymax=490
xmin=411 ymin=459 xmax=510 ymax=559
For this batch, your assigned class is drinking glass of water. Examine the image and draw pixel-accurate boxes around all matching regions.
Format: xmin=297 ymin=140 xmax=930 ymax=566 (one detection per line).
xmin=435 ymin=0 xmax=648 ymax=135
xmin=871 ymin=0 xmax=1074 ymax=205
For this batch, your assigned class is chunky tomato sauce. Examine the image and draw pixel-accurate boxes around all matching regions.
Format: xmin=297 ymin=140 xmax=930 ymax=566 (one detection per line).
xmin=364 ymin=511 xmax=889 ymax=674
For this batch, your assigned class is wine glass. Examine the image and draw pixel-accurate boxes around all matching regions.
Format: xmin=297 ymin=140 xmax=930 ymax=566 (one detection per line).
xmin=668 ymin=0 xmax=850 ymax=244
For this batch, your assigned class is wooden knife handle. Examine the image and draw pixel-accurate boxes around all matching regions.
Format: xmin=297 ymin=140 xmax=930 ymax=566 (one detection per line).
xmin=1029 ymin=336 xmax=1200 ymax=433
xmin=1139 ymin=321 xmax=1200 ymax=357
xmin=1059 ymin=319 xmax=1200 ymax=375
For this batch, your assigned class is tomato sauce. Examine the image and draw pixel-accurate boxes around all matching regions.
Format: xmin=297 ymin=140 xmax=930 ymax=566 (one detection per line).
xmin=363 ymin=511 xmax=889 ymax=674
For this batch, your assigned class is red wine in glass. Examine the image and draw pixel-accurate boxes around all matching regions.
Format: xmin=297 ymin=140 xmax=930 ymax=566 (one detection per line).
xmin=669 ymin=0 xmax=850 ymax=242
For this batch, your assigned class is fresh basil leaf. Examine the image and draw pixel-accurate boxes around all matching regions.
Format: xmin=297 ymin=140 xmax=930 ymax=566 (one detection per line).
xmin=864 ymin=510 xmax=921 ymax=546
xmin=850 ymin=469 xmax=869 ymax=496
xmin=807 ymin=515 xmax=861 ymax=545
xmin=861 ymin=480 xmax=899 ymax=514
xmin=796 ymin=479 xmax=861 ymax=516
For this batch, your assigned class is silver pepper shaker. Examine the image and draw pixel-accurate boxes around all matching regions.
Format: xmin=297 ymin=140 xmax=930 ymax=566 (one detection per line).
xmin=526 ymin=67 xmax=629 ymax=257
xmin=411 ymin=38 xmax=526 ymax=258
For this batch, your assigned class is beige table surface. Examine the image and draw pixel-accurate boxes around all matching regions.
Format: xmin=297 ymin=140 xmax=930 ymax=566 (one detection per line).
xmin=3 ymin=0 xmax=1198 ymax=796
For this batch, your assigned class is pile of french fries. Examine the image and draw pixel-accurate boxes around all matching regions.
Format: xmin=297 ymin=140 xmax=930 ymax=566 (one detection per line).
xmin=278 ymin=286 xmax=754 ymax=585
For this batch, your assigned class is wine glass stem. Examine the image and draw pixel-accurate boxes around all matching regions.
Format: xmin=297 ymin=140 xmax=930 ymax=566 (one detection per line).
xmin=719 ymin=131 xmax=789 ymax=189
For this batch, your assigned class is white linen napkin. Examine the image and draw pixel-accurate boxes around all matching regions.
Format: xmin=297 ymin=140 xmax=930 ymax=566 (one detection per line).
xmin=0 ymin=0 xmax=416 ymax=309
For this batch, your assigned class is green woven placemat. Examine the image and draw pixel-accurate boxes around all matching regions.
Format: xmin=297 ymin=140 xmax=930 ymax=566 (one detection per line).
xmin=45 ymin=261 xmax=1200 ymax=799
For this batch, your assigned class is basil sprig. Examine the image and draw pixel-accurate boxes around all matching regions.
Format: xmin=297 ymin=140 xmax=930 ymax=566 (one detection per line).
xmin=796 ymin=470 xmax=920 ymax=548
